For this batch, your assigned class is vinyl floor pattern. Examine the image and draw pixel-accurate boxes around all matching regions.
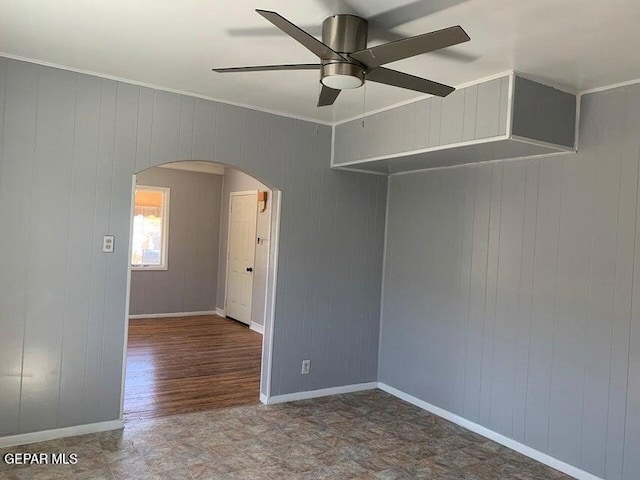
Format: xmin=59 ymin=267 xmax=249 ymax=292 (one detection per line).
xmin=0 ymin=390 xmax=571 ymax=479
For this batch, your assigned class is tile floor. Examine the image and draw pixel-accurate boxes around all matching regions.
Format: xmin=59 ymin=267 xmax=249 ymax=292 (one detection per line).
xmin=0 ymin=390 xmax=571 ymax=479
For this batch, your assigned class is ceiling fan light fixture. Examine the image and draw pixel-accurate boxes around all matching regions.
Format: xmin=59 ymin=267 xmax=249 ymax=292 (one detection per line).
xmin=321 ymin=73 xmax=362 ymax=90
xmin=320 ymin=62 xmax=364 ymax=90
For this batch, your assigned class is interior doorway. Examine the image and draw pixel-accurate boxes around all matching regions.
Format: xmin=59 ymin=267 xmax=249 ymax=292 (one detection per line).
xmin=121 ymin=161 xmax=279 ymax=421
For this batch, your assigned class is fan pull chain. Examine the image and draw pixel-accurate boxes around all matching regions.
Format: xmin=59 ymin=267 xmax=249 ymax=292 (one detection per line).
xmin=361 ymin=82 xmax=367 ymax=128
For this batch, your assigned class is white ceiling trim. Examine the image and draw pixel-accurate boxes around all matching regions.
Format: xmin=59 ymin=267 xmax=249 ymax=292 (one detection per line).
xmin=579 ymin=77 xmax=640 ymax=97
xmin=0 ymin=52 xmax=333 ymax=126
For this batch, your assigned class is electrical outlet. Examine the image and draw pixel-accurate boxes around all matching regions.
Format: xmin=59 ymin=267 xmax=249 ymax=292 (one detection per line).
xmin=102 ymin=235 xmax=115 ymax=253
xmin=301 ymin=360 xmax=310 ymax=375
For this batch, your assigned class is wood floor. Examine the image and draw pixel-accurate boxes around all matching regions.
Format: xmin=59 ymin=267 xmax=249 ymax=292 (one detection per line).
xmin=124 ymin=314 xmax=262 ymax=421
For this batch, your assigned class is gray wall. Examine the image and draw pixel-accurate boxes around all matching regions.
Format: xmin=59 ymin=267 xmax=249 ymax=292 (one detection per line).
xmin=217 ymin=167 xmax=271 ymax=327
xmin=512 ymin=76 xmax=576 ymax=148
xmin=129 ymin=167 xmax=223 ymax=316
xmin=379 ymin=84 xmax=640 ymax=479
xmin=0 ymin=57 xmax=386 ymax=436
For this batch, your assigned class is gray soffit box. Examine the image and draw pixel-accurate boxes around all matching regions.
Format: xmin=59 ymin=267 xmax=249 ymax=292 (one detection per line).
xmin=331 ymin=73 xmax=577 ymax=175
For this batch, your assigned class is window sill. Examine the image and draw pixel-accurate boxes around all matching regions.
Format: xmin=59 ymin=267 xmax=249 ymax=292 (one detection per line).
xmin=132 ymin=266 xmax=168 ymax=271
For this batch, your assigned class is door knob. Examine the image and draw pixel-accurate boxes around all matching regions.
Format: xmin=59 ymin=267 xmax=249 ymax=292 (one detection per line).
xmin=246 ymin=267 xmax=253 ymax=272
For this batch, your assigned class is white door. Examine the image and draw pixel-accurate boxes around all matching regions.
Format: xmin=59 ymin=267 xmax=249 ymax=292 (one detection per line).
xmin=225 ymin=192 xmax=258 ymax=325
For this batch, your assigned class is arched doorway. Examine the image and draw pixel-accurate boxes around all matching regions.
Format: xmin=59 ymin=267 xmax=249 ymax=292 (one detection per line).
xmin=119 ymin=160 xmax=281 ymax=420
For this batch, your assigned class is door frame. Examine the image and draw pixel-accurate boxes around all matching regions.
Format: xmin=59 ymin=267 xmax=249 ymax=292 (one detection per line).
xmin=223 ymin=189 xmax=259 ymax=325
xmin=120 ymin=176 xmax=282 ymax=417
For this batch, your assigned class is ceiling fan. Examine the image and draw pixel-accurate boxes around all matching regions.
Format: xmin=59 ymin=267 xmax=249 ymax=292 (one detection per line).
xmin=212 ymin=9 xmax=470 ymax=107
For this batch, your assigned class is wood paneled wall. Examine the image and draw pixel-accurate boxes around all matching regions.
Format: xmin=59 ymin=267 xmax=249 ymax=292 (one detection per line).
xmin=333 ymin=76 xmax=510 ymax=164
xmin=0 ymin=57 xmax=387 ymax=436
xmin=380 ymin=84 xmax=640 ymax=480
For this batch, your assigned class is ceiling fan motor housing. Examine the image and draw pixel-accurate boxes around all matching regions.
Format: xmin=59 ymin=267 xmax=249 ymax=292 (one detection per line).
xmin=320 ymin=14 xmax=368 ymax=90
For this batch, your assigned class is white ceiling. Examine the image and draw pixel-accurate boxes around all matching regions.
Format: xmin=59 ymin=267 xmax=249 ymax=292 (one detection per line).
xmin=1 ymin=0 xmax=640 ymax=123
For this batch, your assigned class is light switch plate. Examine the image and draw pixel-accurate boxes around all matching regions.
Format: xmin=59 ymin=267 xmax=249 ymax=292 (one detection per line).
xmin=103 ymin=235 xmax=115 ymax=253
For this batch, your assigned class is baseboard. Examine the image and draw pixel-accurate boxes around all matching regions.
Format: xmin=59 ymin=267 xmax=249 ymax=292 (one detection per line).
xmin=265 ymin=382 xmax=378 ymax=405
xmin=215 ymin=307 xmax=226 ymax=317
xmin=129 ymin=310 xmax=217 ymax=319
xmin=0 ymin=420 xmax=124 ymax=449
xmin=250 ymin=322 xmax=264 ymax=334
xmin=377 ymin=383 xmax=602 ymax=480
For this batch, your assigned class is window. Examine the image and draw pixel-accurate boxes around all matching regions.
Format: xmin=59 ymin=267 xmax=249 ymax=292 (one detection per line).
xmin=131 ymin=186 xmax=169 ymax=270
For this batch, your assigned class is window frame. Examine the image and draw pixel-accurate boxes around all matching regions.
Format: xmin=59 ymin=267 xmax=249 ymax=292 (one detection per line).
xmin=131 ymin=185 xmax=170 ymax=271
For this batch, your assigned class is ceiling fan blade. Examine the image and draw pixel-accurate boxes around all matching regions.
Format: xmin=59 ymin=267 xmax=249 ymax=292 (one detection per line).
xmin=318 ymin=85 xmax=341 ymax=107
xmin=363 ymin=28 xmax=478 ymax=63
xmin=256 ymin=9 xmax=344 ymax=61
xmin=349 ymin=25 xmax=470 ymax=68
xmin=213 ymin=64 xmax=321 ymax=73
xmin=227 ymin=25 xmax=322 ymax=37
xmin=367 ymin=67 xmax=455 ymax=97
